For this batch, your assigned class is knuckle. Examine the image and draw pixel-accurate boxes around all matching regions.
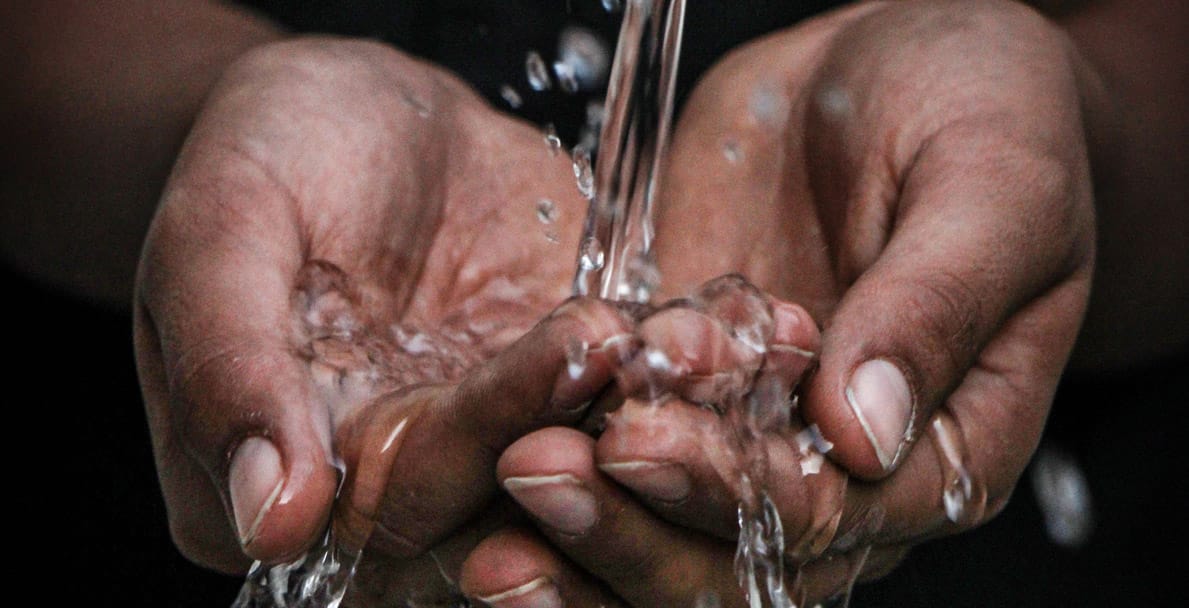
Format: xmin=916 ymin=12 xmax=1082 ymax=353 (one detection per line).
xmin=901 ymin=269 xmax=982 ymax=376
xmin=170 ymin=342 xmax=294 ymax=464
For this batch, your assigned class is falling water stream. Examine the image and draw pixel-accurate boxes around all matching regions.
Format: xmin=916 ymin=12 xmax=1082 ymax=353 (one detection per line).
xmin=571 ymin=2 xmax=812 ymax=607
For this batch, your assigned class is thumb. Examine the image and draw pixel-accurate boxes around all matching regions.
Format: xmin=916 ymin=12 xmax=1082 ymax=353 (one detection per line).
xmin=802 ymin=125 xmax=1091 ymax=480
xmin=137 ymin=152 xmax=338 ymax=567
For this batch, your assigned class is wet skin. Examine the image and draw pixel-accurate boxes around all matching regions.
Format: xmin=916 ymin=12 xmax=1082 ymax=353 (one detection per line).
xmin=136 ymin=0 xmax=1099 ymax=605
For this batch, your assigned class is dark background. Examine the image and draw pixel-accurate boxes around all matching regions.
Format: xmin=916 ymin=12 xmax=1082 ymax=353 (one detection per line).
xmin=11 ymin=0 xmax=1187 ymax=605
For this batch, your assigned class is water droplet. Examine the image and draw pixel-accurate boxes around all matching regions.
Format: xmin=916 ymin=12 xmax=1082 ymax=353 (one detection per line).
xmin=566 ymin=339 xmax=589 ymax=380
xmin=553 ymin=60 xmax=580 ymax=94
xmin=816 ymin=85 xmax=853 ymax=119
xmin=644 ymin=347 xmax=674 ymax=373
xmin=586 ymin=101 xmax=606 ymax=128
xmin=624 ymin=250 xmax=661 ymax=303
xmin=601 ymin=0 xmax=623 ymax=12
xmin=794 ymin=424 xmax=834 ymax=476
xmin=543 ymin=123 xmax=562 ymax=156
xmin=499 ymin=84 xmax=523 ymax=109
xmin=929 ymin=411 xmax=988 ymax=525
xmin=578 ymin=236 xmax=605 ymax=271
xmin=556 ymin=26 xmax=610 ymax=92
xmin=572 ymin=145 xmax=595 ymax=200
xmin=525 ymin=51 xmax=551 ymax=91
xmin=1031 ymin=444 xmax=1093 ymax=548
xmin=536 ymin=198 xmax=558 ymax=224
xmin=723 ymin=139 xmax=742 ymax=164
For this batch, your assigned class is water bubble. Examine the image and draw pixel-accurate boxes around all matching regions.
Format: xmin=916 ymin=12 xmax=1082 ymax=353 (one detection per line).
xmin=525 ymin=51 xmax=551 ymax=91
xmin=543 ymin=123 xmax=562 ymax=155
xmin=499 ymin=84 xmax=523 ymax=109
xmin=572 ymin=145 xmax=595 ymax=200
xmin=693 ymin=275 xmax=774 ymax=355
xmin=1031 ymin=444 xmax=1094 ymax=548
xmin=536 ymin=198 xmax=558 ymax=224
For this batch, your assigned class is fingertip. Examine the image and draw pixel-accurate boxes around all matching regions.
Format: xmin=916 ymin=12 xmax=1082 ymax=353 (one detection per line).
xmin=497 ymin=427 xmax=595 ymax=483
xmin=460 ymin=529 xmax=557 ymax=603
xmin=805 ymin=352 xmax=916 ymax=480
xmin=230 ymin=435 xmax=338 ymax=563
xmin=769 ymin=298 xmax=821 ymax=353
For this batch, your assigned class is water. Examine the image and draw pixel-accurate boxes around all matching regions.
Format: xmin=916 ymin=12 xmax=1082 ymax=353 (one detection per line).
xmin=1030 ymin=443 xmax=1093 ymax=548
xmin=232 ymin=531 xmax=358 ymax=608
xmin=571 ymin=0 xmax=685 ymax=302
xmin=568 ymin=1 xmax=820 ymax=606
xmin=927 ymin=411 xmax=987 ymax=526
xmin=525 ymin=51 xmax=551 ymax=91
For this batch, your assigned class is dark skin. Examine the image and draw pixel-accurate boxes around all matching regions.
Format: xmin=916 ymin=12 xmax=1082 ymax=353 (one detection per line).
xmin=2 ymin=0 xmax=1185 ymax=606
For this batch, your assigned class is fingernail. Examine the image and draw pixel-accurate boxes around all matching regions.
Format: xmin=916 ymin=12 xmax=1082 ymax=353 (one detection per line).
xmin=477 ymin=576 xmax=563 ymax=608
xmin=553 ymin=333 xmax=635 ymax=410
xmin=229 ymin=437 xmax=285 ymax=547
xmin=846 ymin=359 xmax=913 ymax=471
xmin=598 ymin=461 xmax=691 ymax=502
xmin=503 ymin=474 xmax=597 ymax=535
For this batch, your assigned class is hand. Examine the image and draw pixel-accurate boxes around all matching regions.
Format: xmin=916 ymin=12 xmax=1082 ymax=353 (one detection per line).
xmin=459 ymin=1 xmax=1096 ymax=604
xmin=133 ymin=36 xmax=632 ymax=603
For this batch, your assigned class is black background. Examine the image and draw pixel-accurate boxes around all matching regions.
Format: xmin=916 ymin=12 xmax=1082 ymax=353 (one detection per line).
xmin=11 ymin=0 xmax=1188 ymax=604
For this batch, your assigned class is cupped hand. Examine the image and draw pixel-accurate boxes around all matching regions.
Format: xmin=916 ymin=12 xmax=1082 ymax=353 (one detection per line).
xmin=461 ymin=1 xmax=1097 ymax=604
xmin=133 ymin=36 xmax=631 ymax=602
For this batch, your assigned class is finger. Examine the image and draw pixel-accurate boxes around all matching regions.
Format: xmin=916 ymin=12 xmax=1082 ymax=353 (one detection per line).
xmin=600 ymin=275 xmax=1090 ymax=556
xmin=137 ymin=159 xmax=340 ymax=565
xmin=621 ymin=281 xmax=819 ymax=410
xmin=498 ymin=426 xmax=907 ymax=607
xmin=460 ymin=527 xmax=626 ymax=608
xmin=621 ymin=305 xmax=761 ymax=406
xmin=498 ymin=427 xmax=744 ymax=607
xmin=596 ymin=397 xmax=850 ymax=563
xmin=336 ymin=298 xmax=635 ymax=558
xmin=598 ymin=291 xmax=829 ymax=552
xmin=802 ymin=121 xmax=1093 ymax=479
xmin=135 ymin=303 xmax=246 ymax=572
xmin=346 ymin=501 xmax=516 ymax=607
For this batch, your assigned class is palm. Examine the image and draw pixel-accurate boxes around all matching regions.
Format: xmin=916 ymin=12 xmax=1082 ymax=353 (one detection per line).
xmin=136 ymin=39 xmax=609 ymax=592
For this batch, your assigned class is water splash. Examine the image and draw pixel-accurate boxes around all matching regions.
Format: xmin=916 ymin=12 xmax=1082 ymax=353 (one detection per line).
xmin=232 ymin=531 xmax=359 ymax=608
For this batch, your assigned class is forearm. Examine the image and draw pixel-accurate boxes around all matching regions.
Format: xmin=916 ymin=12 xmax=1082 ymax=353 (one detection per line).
xmin=1038 ymin=0 xmax=1189 ymax=370
xmin=0 ymin=0 xmax=283 ymax=306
